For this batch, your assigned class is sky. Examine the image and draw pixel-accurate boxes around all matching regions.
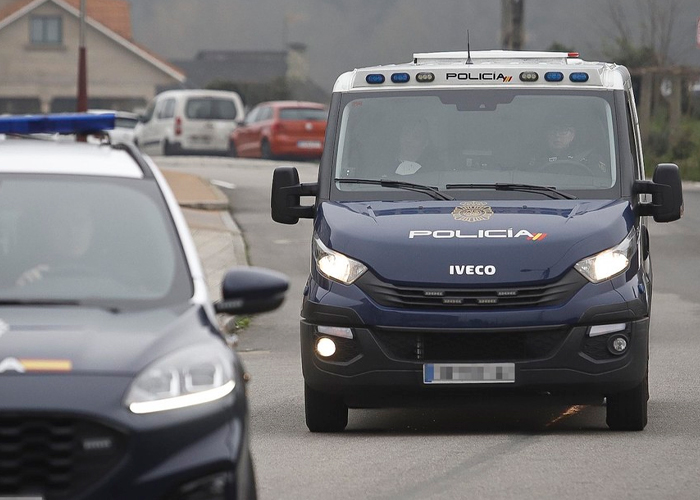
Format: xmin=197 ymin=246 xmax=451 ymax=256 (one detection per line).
xmin=127 ymin=0 xmax=700 ymax=90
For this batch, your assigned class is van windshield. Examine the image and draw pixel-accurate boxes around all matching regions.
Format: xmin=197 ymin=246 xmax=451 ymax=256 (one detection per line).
xmin=334 ymin=90 xmax=618 ymax=197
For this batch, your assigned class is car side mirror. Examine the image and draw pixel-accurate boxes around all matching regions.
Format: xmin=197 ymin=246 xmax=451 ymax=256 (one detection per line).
xmin=214 ymin=267 xmax=289 ymax=315
xmin=634 ymin=163 xmax=683 ymax=222
xmin=271 ymin=166 xmax=318 ymax=224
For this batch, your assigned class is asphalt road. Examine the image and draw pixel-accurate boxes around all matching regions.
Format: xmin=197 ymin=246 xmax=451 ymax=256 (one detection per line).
xmin=158 ymin=157 xmax=700 ymax=500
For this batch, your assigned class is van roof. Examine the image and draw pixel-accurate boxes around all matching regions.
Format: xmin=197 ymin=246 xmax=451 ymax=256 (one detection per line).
xmin=333 ymin=50 xmax=631 ymax=92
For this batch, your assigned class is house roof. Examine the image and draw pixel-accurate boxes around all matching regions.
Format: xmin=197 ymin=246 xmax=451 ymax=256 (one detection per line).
xmin=172 ymin=51 xmax=289 ymax=87
xmin=0 ymin=0 xmax=184 ymax=82
xmin=0 ymin=0 xmax=130 ymax=39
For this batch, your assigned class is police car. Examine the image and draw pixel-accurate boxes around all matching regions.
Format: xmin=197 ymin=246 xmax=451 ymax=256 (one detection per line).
xmin=0 ymin=114 xmax=287 ymax=498
xmin=271 ymin=51 xmax=683 ymax=432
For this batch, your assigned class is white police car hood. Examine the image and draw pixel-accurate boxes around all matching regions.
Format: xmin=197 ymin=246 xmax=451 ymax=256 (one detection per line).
xmin=316 ymin=199 xmax=635 ymax=285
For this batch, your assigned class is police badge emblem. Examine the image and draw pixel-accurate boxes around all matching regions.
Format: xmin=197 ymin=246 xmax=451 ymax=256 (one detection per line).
xmin=452 ymin=201 xmax=494 ymax=222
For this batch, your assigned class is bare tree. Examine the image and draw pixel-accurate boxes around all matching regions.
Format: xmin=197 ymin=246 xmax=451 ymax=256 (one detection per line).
xmin=602 ymin=0 xmax=684 ymax=67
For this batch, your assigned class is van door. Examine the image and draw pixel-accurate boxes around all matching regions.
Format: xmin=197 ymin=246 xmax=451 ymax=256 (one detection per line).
xmin=182 ymin=97 xmax=240 ymax=152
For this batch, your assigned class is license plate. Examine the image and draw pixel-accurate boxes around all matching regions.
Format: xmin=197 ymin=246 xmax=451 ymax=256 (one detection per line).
xmin=423 ymin=363 xmax=515 ymax=384
xmin=297 ymin=140 xmax=321 ymax=149
xmin=0 ymin=497 xmax=44 ymax=499
xmin=191 ymin=135 xmax=212 ymax=144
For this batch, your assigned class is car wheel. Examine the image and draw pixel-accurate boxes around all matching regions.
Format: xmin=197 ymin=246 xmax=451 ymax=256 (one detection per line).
xmin=261 ymin=139 xmax=273 ymax=160
xmin=304 ymin=383 xmax=348 ymax=432
xmin=606 ymin=370 xmax=648 ymax=431
xmin=243 ymin=450 xmax=257 ymax=500
xmin=228 ymin=140 xmax=238 ymax=158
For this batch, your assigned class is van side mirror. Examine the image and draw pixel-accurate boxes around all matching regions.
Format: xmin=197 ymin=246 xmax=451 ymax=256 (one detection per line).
xmin=271 ymin=166 xmax=318 ymax=224
xmin=214 ymin=267 xmax=289 ymax=315
xmin=634 ymin=163 xmax=683 ymax=222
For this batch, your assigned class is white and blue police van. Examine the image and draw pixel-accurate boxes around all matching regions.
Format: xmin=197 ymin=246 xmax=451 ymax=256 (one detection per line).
xmin=271 ymin=51 xmax=683 ymax=432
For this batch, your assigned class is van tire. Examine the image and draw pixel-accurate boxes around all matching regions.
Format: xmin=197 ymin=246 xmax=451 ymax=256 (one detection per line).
xmin=606 ymin=371 xmax=648 ymax=431
xmin=261 ymin=139 xmax=273 ymax=160
xmin=163 ymin=140 xmax=174 ymax=156
xmin=305 ymin=383 xmax=348 ymax=432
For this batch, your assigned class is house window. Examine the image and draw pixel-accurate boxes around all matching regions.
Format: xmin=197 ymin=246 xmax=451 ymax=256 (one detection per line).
xmin=30 ymin=15 xmax=62 ymax=45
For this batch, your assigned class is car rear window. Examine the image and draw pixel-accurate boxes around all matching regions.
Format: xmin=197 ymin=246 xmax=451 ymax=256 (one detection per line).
xmin=279 ymin=108 xmax=327 ymax=121
xmin=185 ymin=98 xmax=238 ymax=120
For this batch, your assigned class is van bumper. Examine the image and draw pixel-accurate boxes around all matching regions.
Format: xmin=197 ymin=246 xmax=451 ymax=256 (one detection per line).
xmin=300 ymin=316 xmax=649 ymax=408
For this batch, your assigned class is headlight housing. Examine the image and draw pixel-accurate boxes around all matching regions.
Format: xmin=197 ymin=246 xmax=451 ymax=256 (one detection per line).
xmin=313 ymin=236 xmax=367 ymax=284
xmin=125 ymin=344 xmax=236 ymax=414
xmin=574 ymin=229 xmax=638 ymax=283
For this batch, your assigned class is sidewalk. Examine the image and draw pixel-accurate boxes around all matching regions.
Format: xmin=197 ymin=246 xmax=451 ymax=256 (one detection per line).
xmin=161 ymin=169 xmax=246 ymax=302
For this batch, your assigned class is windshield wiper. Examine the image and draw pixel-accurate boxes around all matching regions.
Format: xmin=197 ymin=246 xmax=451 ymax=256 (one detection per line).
xmin=336 ymin=178 xmax=454 ymax=201
xmin=445 ymin=183 xmax=577 ymax=200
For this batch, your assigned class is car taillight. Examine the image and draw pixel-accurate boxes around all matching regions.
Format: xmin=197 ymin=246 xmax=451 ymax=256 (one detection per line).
xmin=175 ymin=116 xmax=182 ymax=136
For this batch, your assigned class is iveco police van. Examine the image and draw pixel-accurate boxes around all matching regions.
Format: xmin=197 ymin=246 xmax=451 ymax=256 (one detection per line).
xmin=271 ymin=51 xmax=683 ymax=432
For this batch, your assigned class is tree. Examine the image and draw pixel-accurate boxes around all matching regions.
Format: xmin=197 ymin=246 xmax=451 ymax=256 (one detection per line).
xmin=601 ymin=0 xmax=684 ymax=68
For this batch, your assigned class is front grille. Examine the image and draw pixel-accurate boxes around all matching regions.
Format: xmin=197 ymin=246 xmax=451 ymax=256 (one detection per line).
xmin=356 ymin=270 xmax=586 ymax=309
xmin=373 ymin=327 xmax=570 ymax=362
xmin=0 ymin=415 xmax=127 ymax=499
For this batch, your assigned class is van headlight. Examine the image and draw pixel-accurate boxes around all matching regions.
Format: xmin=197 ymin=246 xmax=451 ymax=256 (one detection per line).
xmin=125 ymin=344 xmax=236 ymax=414
xmin=313 ymin=236 xmax=367 ymax=285
xmin=574 ymin=229 xmax=637 ymax=283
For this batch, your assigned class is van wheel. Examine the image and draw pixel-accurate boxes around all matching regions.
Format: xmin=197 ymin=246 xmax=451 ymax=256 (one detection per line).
xmin=261 ymin=139 xmax=274 ymax=160
xmin=606 ymin=371 xmax=648 ymax=431
xmin=163 ymin=140 xmax=174 ymax=156
xmin=305 ymin=383 xmax=348 ymax=432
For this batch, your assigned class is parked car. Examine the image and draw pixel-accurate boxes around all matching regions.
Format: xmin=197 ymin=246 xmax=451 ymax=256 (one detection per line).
xmin=0 ymin=113 xmax=288 ymax=498
xmin=230 ymin=101 xmax=327 ymax=160
xmin=134 ymin=89 xmax=244 ymax=156
xmin=88 ymin=109 xmax=139 ymax=145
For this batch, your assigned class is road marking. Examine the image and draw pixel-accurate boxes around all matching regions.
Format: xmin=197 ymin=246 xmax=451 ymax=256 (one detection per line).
xmin=210 ymin=179 xmax=236 ymax=190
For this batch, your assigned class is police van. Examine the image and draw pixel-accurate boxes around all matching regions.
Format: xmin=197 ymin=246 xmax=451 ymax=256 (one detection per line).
xmin=271 ymin=51 xmax=683 ymax=432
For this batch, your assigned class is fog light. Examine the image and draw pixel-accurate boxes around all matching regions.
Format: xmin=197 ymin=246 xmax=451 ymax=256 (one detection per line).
xmin=608 ymin=335 xmax=629 ymax=355
xmin=316 ymin=337 xmax=336 ymax=358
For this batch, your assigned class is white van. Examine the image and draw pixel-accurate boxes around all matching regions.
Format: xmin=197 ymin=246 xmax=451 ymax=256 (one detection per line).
xmin=134 ymin=89 xmax=244 ymax=156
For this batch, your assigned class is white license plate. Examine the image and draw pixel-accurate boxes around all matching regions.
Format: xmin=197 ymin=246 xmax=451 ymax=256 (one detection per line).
xmin=191 ymin=135 xmax=212 ymax=144
xmin=297 ymin=140 xmax=321 ymax=148
xmin=423 ymin=363 xmax=515 ymax=384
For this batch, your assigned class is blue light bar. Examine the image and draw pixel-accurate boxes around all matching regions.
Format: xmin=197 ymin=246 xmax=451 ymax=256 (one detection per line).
xmin=0 ymin=113 xmax=116 ymax=135
xmin=544 ymin=72 xmax=564 ymax=82
xmin=391 ymin=72 xmax=411 ymax=84
xmin=569 ymin=72 xmax=589 ymax=82
xmin=365 ymin=74 xmax=385 ymax=84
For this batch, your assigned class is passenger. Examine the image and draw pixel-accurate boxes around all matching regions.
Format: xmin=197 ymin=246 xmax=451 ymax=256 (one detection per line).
xmin=529 ymin=117 xmax=608 ymax=175
xmin=394 ymin=118 xmax=443 ymax=176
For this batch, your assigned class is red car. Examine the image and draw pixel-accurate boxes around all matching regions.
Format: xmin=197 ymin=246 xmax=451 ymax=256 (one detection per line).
xmin=230 ymin=101 xmax=327 ymax=160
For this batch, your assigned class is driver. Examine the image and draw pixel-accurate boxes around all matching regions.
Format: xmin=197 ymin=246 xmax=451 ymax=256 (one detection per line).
xmin=529 ymin=117 xmax=608 ymax=175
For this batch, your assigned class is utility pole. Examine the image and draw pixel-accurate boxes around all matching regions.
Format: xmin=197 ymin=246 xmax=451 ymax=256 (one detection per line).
xmin=501 ymin=0 xmax=524 ymax=50
xmin=77 ymin=0 xmax=87 ymax=112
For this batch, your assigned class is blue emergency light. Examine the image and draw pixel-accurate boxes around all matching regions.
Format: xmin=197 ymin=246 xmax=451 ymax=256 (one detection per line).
xmin=0 ymin=113 xmax=115 ymax=135
xmin=544 ymin=72 xmax=564 ymax=82
xmin=365 ymin=74 xmax=385 ymax=84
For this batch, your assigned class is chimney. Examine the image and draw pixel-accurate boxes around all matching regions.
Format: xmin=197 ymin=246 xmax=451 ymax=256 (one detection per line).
xmin=286 ymin=42 xmax=309 ymax=83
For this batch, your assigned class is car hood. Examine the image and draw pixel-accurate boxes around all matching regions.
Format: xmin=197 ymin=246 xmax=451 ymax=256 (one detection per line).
xmin=316 ymin=199 xmax=635 ymax=285
xmin=0 ymin=304 xmax=218 ymax=375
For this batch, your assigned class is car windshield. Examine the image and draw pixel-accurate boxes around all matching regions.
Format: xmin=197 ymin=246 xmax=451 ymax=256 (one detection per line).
xmin=185 ymin=98 xmax=238 ymax=120
xmin=0 ymin=175 xmax=193 ymax=309
xmin=279 ymin=108 xmax=327 ymax=121
xmin=334 ymin=89 xmax=618 ymax=198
